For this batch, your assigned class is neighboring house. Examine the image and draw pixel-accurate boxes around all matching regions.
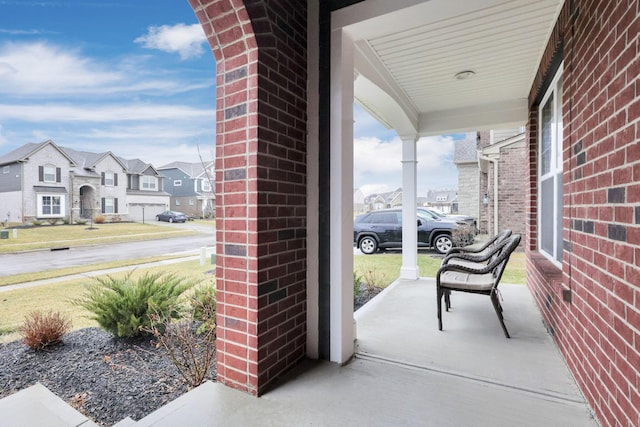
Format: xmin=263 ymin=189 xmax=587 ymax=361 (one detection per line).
xmin=477 ymin=130 xmax=526 ymax=238
xmin=454 ymin=129 xmax=526 ymax=237
xmin=453 ymin=133 xmax=480 ymax=221
xmin=421 ymin=189 xmax=458 ymax=214
xmin=363 ymin=187 xmax=402 ymax=211
xmin=158 ymin=161 xmax=216 ymax=218
xmin=119 ymin=158 xmax=171 ymax=223
xmin=0 ymin=140 xmax=169 ymax=223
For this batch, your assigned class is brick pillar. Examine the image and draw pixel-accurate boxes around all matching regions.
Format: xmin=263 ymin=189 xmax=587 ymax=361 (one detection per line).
xmin=189 ymin=0 xmax=308 ymax=395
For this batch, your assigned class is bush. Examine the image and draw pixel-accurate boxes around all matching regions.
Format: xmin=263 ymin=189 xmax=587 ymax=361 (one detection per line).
xmin=189 ymin=284 xmax=217 ymax=333
xmin=19 ymin=310 xmax=71 ymax=350
xmin=72 ymin=272 xmax=194 ymax=338
xmin=146 ymin=300 xmax=216 ymax=389
xmin=354 ymin=271 xmax=364 ymax=298
xmin=94 ymin=215 xmax=106 ymax=224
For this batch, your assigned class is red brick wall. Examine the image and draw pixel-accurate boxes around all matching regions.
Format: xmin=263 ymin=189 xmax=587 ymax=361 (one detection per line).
xmin=496 ymin=146 xmax=526 ymax=241
xmin=190 ymin=0 xmax=307 ymax=395
xmin=527 ymin=1 xmax=640 ymax=425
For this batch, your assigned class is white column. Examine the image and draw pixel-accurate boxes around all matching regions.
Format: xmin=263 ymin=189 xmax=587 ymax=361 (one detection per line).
xmin=329 ymin=27 xmax=354 ymax=364
xmin=400 ymin=136 xmax=419 ymax=280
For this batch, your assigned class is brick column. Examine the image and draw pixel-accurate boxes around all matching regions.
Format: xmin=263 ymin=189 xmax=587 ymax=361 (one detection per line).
xmin=190 ymin=0 xmax=308 ymax=395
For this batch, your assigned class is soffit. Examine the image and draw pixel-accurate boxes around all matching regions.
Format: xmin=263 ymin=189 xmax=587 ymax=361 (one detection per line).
xmin=337 ymin=0 xmax=564 ymax=135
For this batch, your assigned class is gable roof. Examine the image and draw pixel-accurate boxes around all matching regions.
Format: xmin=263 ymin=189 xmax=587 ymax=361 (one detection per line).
xmin=158 ymin=161 xmax=214 ymax=178
xmin=0 ymin=140 xmax=76 ymax=167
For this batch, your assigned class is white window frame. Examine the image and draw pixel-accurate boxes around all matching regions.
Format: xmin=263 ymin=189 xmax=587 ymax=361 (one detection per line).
xmin=189 ymin=199 xmax=194 ymax=206
xmin=104 ymin=171 xmax=115 ymax=186
xmin=104 ymin=197 xmax=114 ymax=214
xmin=142 ymin=176 xmax=157 ymax=190
xmin=173 ymin=180 xmax=182 ymax=187
xmin=3 ymin=166 xmax=9 ymax=174
xmin=37 ymin=194 xmax=65 ymax=217
xmin=175 ymin=200 xmax=181 ymax=206
xmin=538 ymin=64 xmax=564 ymax=266
xmin=201 ymin=178 xmax=211 ymax=192
xmin=43 ymin=164 xmax=56 ymax=183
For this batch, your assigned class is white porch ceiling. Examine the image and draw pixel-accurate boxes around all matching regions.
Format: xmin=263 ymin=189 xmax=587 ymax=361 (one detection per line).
xmin=335 ymin=0 xmax=564 ymax=136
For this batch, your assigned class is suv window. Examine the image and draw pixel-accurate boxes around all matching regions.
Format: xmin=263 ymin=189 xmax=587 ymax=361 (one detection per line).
xmin=371 ymin=212 xmax=400 ymax=224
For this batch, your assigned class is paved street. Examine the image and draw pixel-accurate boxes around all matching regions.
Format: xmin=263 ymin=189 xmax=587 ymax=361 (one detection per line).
xmin=0 ymin=234 xmax=215 ymax=277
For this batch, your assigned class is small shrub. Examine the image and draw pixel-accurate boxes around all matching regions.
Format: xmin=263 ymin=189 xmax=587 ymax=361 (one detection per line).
xmin=452 ymin=225 xmax=474 ymax=247
xmin=361 ymin=269 xmax=389 ymax=288
xmin=47 ymin=218 xmax=59 ymax=225
xmin=353 ymin=271 xmax=364 ymax=298
xmin=72 ymin=271 xmax=194 ymax=338
xmin=189 ymin=284 xmax=217 ymax=333
xmin=62 ymin=218 xmax=70 ymax=225
xmin=94 ymin=215 xmax=106 ymax=224
xmin=146 ymin=300 xmax=216 ymax=389
xmin=111 ymin=215 xmax=122 ymax=223
xmin=19 ymin=310 xmax=71 ymax=350
xmin=75 ymin=219 xmax=88 ymax=225
xmin=31 ymin=220 xmax=42 ymax=226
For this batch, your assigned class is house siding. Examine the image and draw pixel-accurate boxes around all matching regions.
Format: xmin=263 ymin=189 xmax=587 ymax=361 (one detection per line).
xmin=0 ymin=163 xmax=22 ymax=193
xmin=527 ymin=1 xmax=640 ymax=426
xmin=457 ymin=164 xmax=479 ymax=220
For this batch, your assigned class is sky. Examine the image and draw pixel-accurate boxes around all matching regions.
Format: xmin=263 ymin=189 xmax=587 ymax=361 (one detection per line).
xmin=0 ymin=0 xmax=460 ymax=195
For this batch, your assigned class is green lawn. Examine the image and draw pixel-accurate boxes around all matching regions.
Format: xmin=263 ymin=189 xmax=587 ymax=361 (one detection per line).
xmin=0 ymin=259 xmax=215 ymax=343
xmin=354 ymin=252 xmax=526 ymax=288
xmin=0 ymin=222 xmax=198 ymax=253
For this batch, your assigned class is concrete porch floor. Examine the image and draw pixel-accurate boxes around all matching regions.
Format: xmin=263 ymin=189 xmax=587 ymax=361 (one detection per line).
xmin=0 ymin=278 xmax=598 ymax=426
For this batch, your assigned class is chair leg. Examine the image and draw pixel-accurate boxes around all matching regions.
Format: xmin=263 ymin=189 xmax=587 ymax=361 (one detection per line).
xmin=437 ymin=286 xmax=443 ymax=331
xmin=490 ymin=291 xmax=510 ymax=338
xmin=444 ymin=289 xmax=451 ymax=310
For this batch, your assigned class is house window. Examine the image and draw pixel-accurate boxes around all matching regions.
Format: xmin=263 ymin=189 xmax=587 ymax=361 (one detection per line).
xmin=538 ymin=65 xmax=563 ymax=265
xmin=38 ymin=194 xmax=64 ymax=217
xmin=104 ymin=171 xmax=115 ymax=186
xmin=3 ymin=166 xmax=9 ymax=174
xmin=189 ymin=199 xmax=194 ymax=206
xmin=102 ymin=197 xmax=117 ymax=214
xmin=176 ymin=200 xmax=181 ymax=206
xmin=174 ymin=180 xmax=182 ymax=187
xmin=142 ymin=176 xmax=157 ymax=190
xmin=43 ymin=165 xmax=57 ymax=183
xmin=201 ymin=179 xmax=211 ymax=192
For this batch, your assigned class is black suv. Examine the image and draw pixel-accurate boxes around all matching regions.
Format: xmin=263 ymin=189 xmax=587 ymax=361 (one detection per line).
xmin=353 ymin=208 xmax=474 ymax=255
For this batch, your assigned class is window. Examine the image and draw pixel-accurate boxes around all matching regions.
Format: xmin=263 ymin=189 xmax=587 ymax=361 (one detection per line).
xmin=201 ymin=179 xmax=211 ymax=192
xmin=538 ymin=66 xmax=564 ymax=265
xmin=142 ymin=176 xmax=157 ymax=190
xmin=38 ymin=194 xmax=64 ymax=217
xmin=173 ymin=180 xmax=182 ymax=187
xmin=189 ymin=199 xmax=194 ymax=206
xmin=176 ymin=200 xmax=181 ymax=206
xmin=43 ymin=165 xmax=57 ymax=183
xmin=3 ymin=166 xmax=9 ymax=174
xmin=102 ymin=197 xmax=118 ymax=214
xmin=104 ymin=171 xmax=115 ymax=186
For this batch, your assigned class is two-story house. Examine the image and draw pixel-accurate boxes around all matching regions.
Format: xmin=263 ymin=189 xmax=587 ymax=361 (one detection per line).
xmin=119 ymin=158 xmax=171 ymax=223
xmin=0 ymin=140 xmax=169 ymax=223
xmin=158 ymin=161 xmax=215 ymax=218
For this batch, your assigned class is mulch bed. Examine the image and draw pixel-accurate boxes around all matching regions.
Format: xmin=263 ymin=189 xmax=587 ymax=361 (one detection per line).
xmin=0 ymin=328 xmax=216 ymax=426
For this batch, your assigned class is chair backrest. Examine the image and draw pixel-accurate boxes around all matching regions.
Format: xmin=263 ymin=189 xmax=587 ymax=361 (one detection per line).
xmin=490 ymin=234 xmax=522 ymax=286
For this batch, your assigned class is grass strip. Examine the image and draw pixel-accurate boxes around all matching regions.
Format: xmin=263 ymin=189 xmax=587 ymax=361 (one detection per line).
xmin=0 ymin=259 xmax=216 ymax=343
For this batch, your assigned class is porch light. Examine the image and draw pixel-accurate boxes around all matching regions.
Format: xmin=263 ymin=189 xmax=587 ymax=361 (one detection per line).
xmin=454 ymin=70 xmax=475 ymax=80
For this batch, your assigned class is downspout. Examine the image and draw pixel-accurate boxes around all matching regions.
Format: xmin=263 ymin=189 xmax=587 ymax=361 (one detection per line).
xmin=478 ymin=153 xmax=498 ymax=234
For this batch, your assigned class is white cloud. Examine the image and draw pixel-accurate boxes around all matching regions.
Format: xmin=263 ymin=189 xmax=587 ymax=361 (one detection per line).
xmin=0 ymin=103 xmax=213 ymax=122
xmin=135 ymin=23 xmax=206 ymax=60
xmin=354 ymin=135 xmax=458 ymax=197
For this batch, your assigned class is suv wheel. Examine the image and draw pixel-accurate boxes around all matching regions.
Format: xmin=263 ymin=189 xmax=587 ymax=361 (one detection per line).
xmin=359 ymin=236 xmax=378 ymax=254
xmin=433 ymin=234 xmax=453 ymax=254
